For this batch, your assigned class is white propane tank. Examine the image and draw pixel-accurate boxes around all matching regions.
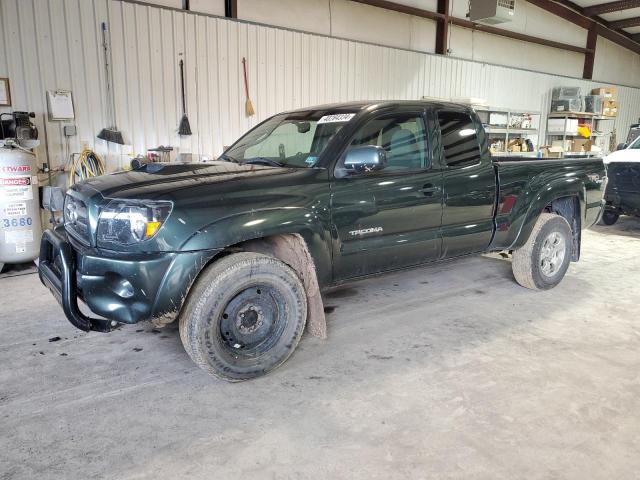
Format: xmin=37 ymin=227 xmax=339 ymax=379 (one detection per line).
xmin=0 ymin=145 xmax=43 ymax=268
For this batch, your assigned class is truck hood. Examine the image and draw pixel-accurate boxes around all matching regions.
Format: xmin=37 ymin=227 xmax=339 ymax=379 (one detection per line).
xmin=604 ymin=149 xmax=640 ymax=164
xmin=72 ymin=161 xmax=320 ymax=201
xmin=66 ymin=160 xmax=330 ymax=253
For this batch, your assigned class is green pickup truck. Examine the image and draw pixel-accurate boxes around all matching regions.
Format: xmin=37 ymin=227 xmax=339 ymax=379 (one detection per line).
xmin=39 ymin=101 xmax=606 ymax=380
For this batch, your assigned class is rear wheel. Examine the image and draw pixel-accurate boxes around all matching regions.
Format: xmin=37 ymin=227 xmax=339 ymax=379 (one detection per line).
xmin=600 ymin=210 xmax=619 ymax=226
xmin=512 ymin=213 xmax=572 ymax=290
xmin=179 ymin=252 xmax=307 ymax=381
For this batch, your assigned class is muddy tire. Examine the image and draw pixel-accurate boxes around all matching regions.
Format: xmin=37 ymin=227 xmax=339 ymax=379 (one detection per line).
xmin=600 ymin=210 xmax=619 ymax=226
xmin=179 ymin=252 xmax=307 ymax=381
xmin=512 ymin=213 xmax=572 ymax=290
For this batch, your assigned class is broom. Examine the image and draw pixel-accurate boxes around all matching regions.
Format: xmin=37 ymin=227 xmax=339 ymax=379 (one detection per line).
xmin=242 ymin=57 xmax=255 ymax=117
xmin=97 ymin=22 xmax=124 ymax=145
xmin=178 ymin=59 xmax=192 ymax=136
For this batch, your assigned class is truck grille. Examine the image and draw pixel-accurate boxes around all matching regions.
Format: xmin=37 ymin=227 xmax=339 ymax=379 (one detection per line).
xmin=609 ymin=163 xmax=640 ymax=193
xmin=64 ymin=194 xmax=90 ymax=245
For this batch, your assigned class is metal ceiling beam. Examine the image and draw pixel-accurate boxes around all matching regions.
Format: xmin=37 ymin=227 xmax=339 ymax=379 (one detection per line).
xmin=583 ymin=24 xmax=598 ymax=79
xmin=350 ymin=0 xmax=587 ymax=53
xmin=435 ymin=0 xmax=450 ymax=55
xmin=225 ymin=0 xmax=237 ymax=18
xmin=584 ymin=0 xmax=640 ymax=16
xmin=449 ymin=17 xmax=589 ymax=52
xmin=350 ymin=0 xmax=444 ymax=22
xmin=525 ymin=0 xmax=640 ymax=54
xmin=526 ymin=0 xmax=592 ymax=28
xmin=595 ymin=23 xmax=640 ymax=52
xmin=608 ymin=16 xmax=640 ymax=28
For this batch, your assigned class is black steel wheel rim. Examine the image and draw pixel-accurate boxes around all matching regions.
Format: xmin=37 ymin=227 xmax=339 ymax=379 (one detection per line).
xmin=218 ymin=284 xmax=287 ymax=360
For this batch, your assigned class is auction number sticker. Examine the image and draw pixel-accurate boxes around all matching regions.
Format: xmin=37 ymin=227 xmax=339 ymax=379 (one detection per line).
xmin=317 ymin=113 xmax=356 ymax=124
xmin=0 ymin=176 xmax=33 ymax=201
xmin=3 ymin=202 xmax=27 ymax=216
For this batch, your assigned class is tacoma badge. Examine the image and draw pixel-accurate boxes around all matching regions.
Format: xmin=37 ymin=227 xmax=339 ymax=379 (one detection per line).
xmin=349 ymin=227 xmax=383 ymax=236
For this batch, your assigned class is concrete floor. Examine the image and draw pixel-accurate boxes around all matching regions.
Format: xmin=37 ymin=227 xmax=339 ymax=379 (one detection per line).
xmin=1 ymin=218 xmax=639 ymax=480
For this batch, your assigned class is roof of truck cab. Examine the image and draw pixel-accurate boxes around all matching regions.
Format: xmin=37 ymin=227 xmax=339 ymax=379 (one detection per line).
xmin=284 ymin=100 xmax=470 ymax=114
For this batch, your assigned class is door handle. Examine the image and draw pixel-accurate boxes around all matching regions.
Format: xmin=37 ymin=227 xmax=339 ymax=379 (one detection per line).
xmin=419 ymin=184 xmax=440 ymax=196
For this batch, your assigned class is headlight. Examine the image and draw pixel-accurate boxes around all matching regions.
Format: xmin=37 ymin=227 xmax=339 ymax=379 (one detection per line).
xmin=96 ymin=200 xmax=173 ymax=246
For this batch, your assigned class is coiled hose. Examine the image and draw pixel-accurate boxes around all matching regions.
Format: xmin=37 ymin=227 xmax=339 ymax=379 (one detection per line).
xmin=68 ymin=148 xmax=106 ymax=185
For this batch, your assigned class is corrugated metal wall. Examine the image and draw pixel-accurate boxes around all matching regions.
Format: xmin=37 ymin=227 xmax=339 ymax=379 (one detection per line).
xmin=1 ymin=0 xmax=640 ymax=173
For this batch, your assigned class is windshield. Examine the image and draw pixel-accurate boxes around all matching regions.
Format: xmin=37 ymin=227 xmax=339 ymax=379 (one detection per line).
xmin=223 ymin=111 xmax=356 ymax=167
xmin=629 ymin=135 xmax=640 ymax=149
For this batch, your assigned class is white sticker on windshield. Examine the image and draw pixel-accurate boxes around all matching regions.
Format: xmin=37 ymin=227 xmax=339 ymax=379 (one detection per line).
xmin=317 ymin=113 xmax=356 ymax=124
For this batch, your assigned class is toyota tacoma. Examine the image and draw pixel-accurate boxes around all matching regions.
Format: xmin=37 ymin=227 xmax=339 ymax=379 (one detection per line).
xmin=39 ymin=101 xmax=606 ymax=380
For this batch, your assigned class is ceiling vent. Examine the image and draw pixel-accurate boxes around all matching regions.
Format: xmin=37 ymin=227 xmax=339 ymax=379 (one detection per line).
xmin=469 ymin=0 xmax=516 ymax=25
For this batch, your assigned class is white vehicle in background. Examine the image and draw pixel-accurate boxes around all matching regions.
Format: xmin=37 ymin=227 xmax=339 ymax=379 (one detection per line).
xmin=604 ymin=129 xmax=640 ymax=164
xmin=601 ymin=131 xmax=640 ymax=225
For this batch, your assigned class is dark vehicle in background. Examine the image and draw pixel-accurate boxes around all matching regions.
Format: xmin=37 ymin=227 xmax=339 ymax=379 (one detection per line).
xmin=38 ymin=101 xmax=606 ymax=381
xmin=601 ymin=135 xmax=640 ymax=225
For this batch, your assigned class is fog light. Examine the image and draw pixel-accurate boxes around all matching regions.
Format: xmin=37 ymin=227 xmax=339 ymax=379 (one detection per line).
xmin=117 ymin=279 xmax=135 ymax=298
xmin=105 ymin=272 xmax=135 ymax=298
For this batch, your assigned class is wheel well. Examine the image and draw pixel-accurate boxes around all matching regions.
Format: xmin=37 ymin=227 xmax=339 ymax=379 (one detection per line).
xmin=543 ymin=196 xmax=581 ymax=261
xmin=203 ymin=234 xmax=327 ymax=339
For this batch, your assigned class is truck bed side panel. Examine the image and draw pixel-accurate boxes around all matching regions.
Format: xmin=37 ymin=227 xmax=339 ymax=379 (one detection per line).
xmin=490 ymin=158 xmax=606 ymax=251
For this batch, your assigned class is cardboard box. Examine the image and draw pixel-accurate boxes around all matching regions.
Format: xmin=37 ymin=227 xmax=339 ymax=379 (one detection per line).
xmin=602 ymin=99 xmax=618 ymax=117
xmin=548 ymin=118 xmax=579 ymax=135
xmin=551 ymin=140 xmax=572 ymax=151
xmin=540 ymin=146 xmax=564 ymax=158
xmin=591 ymin=87 xmax=617 ymax=100
xmin=571 ymin=138 xmax=592 ymax=152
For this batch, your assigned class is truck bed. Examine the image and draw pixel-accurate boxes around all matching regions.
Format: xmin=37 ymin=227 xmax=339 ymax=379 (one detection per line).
xmin=490 ymin=156 xmax=606 ymax=251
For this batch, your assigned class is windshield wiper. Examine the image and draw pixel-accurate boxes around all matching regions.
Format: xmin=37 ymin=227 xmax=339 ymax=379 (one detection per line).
xmin=240 ymin=157 xmax=284 ymax=167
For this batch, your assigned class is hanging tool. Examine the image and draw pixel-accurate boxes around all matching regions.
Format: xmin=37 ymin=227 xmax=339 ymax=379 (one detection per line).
xmin=97 ymin=22 xmax=124 ymax=145
xmin=242 ymin=57 xmax=255 ymax=117
xmin=68 ymin=148 xmax=106 ymax=185
xmin=178 ymin=58 xmax=192 ymax=136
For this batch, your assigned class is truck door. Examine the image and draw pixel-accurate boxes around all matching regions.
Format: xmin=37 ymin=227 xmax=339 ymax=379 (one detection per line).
xmin=436 ymin=108 xmax=497 ymax=258
xmin=330 ymin=109 xmax=443 ymax=280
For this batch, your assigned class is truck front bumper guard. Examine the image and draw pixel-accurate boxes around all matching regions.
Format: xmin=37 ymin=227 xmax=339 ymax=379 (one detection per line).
xmin=38 ymin=228 xmax=115 ymax=333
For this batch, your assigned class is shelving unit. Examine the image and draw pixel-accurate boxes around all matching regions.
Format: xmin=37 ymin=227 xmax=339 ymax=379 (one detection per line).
xmin=476 ymin=106 xmax=541 ymax=155
xmin=545 ymin=112 xmax=616 ymax=158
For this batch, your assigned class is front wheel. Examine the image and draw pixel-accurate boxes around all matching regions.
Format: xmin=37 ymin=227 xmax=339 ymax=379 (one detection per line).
xmin=179 ymin=252 xmax=307 ymax=381
xmin=512 ymin=213 xmax=572 ymax=290
xmin=600 ymin=210 xmax=619 ymax=226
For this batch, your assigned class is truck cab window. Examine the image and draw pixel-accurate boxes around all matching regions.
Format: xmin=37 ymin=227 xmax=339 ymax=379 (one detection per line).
xmin=437 ymin=111 xmax=481 ymax=168
xmin=349 ymin=114 xmax=428 ymax=171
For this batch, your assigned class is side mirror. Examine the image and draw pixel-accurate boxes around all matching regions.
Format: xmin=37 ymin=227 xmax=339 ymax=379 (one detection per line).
xmin=342 ymin=145 xmax=387 ymax=174
xmin=616 ymin=143 xmax=628 ymax=151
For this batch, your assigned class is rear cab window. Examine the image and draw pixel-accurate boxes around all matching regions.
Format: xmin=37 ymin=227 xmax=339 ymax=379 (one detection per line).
xmin=436 ymin=110 xmax=481 ymax=168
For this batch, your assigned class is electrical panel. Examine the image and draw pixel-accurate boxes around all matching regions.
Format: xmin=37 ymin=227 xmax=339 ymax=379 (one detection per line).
xmin=469 ymin=0 xmax=515 ymax=25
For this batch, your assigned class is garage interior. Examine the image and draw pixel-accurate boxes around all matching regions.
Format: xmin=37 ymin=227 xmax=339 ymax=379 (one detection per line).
xmin=1 ymin=0 xmax=640 ymax=478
